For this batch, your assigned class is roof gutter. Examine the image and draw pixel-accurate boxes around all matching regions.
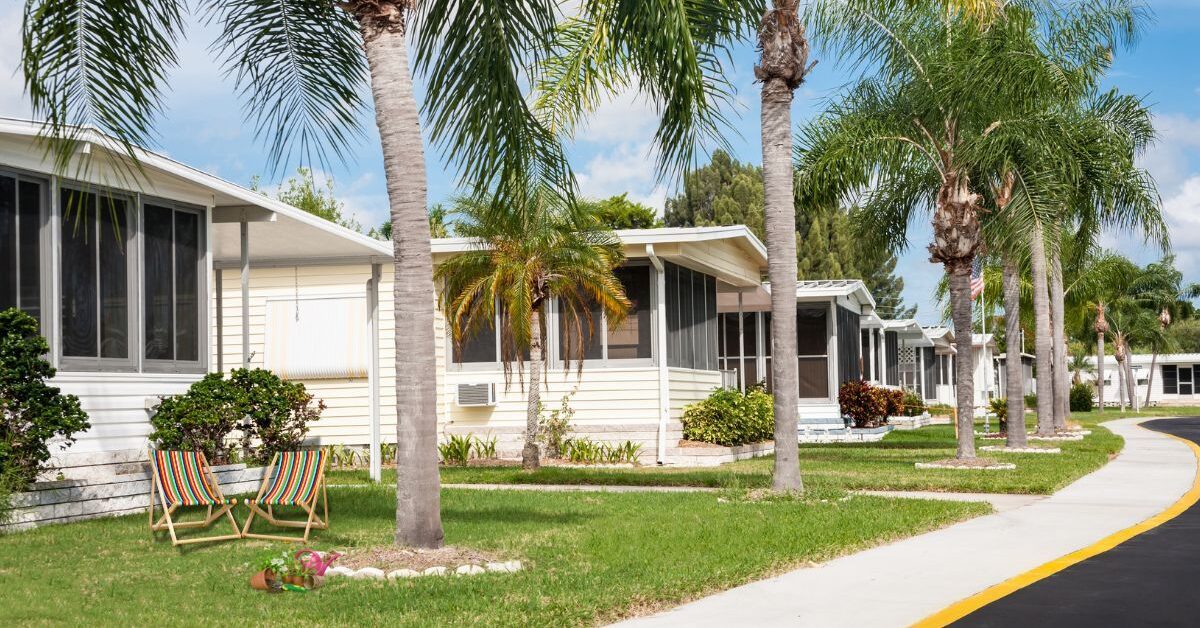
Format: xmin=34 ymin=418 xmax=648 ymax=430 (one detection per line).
xmin=647 ymin=244 xmax=670 ymax=465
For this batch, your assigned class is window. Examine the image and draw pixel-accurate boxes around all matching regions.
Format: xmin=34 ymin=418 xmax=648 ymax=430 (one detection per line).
xmin=718 ymin=312 xmax=760 ymax=387
xmin=559 ymin=264 xmax=652 ymax=363
xmin=605 ymin=265 xmax=652 ymax=360
xmin=0 ymin=173 xmax=43 ymax=324
xmin=450 ymin=300 xmax=533 ymax=366
xmin=836 ymin=306 xmax=861 ymax=386
xmin=144 ymin=201 xmax=203 ymax=367
xmin=1164 ymin=365 xmax=1178 ymax=395
xmin=60 ymin=187 xmax=133 ymax=365
xmin=797 ymin=305 xmax=829 ymax=398
xmin=665 ymin=262 xmax=717 ymax=370
xmin=884 ymin=331 xmax=900 ymax=385
xmin=265 ymin=296 xmax=367 ymax=378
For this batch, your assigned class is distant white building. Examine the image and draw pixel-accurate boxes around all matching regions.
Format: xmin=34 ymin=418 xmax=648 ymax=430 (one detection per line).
xmin=1084 ymin=353 xmax=1200 ymax=406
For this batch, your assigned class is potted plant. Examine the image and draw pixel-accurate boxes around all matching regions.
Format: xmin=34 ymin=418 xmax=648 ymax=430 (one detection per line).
xmin=251 ymin=553 xmax=288 ymax=591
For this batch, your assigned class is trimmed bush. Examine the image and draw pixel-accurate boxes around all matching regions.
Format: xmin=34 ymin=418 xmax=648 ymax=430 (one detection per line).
xmin=989 ymin=397 xmax=1009 ymax=434
xmin=882 ymin=388 xmax=906 ymax=418
xmin=1070 ymin=382 xmax=1094 ymax=413
xmin=0 ymin=309 xmax=90 ymax=488
xmin=838 ymin=380 xmax=887 ymax=428
xmin=150 ymin=368 xmax=324 ymax=465
xmin=1024 ymin=393 xmax=1038 ymax=409
xmin=681 ymin=387 xmax=773 ymax=447
xmin=901 ymin=389 xmax=925 ymax=416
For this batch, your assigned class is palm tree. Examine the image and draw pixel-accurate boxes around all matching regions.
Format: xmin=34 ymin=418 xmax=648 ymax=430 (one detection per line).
xmin=22 ymin=0 xmax=750 ymax=547
xmin=795 ymin=1 xmax=1122 ymax=459
xmin=757 ymin=0 xmax=809 ymax=491
xmin=435 ymin=189 xmax=630 ymax=470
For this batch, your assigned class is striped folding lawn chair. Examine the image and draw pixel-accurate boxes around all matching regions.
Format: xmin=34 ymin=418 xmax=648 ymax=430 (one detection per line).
xmin=148 ymin=450 xmax=242 ymax=546
xmin=241 ymin=450 xmax=329 ymax=543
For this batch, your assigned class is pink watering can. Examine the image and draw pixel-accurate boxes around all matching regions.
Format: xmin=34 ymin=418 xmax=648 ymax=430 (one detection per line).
xmin=296 ymin=549 xmax=342 ymax=576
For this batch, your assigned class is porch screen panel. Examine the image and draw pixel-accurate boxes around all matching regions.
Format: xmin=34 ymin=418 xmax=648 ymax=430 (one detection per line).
xmin=607 ymin=265 xmax=652 ymax=359
xmin=61 ymin=190 xmax=99 ymax=357
xmin=144 ymin=204 xmax=203 ymax=364
xmin=174 ymin=211 xmax=200 ymax=361
xmin=884 ymin=331 xmax=899 ymax=385
xmin=860 ymin=329 xmax=871 ymax=379
xmin=1 ymin=177 xmax=42 ymax=322
xmin=1163 ymin=365 xmax=1178 ymax=394
xmin=664 ymin=261 xmax=718 ymax=370
xmin=797 ymin=305 xmax=829 ymax=398
xmin=144 ymin=206 xmax=174 ymax=360
xmin=97 ymin=197 xmax=129 ymax=358
xmin=0 ymin=176 xmax=13 ymax=310
xmin=922 ymin=347 xmax=936 ymax=399
xmin=836 ymin=306 xmax=861 ymax=385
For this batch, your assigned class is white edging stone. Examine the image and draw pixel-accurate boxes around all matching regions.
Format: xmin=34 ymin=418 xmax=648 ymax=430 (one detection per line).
xmin=387 ymin=569 xmax=421 ymax=579
xmin=914 ymin=461 xmax=1016 ymax=470
xmin=350 ymin=567 xmax=386 ymax=580
xmin=423 ymin=566 xmax=448 ymax=576
xmin=979 ymin=446 xmax=1062 ymax=454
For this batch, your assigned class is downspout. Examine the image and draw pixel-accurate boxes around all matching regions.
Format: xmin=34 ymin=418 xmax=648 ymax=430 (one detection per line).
xmin=647 ymin=245 xmax=670 ymax=465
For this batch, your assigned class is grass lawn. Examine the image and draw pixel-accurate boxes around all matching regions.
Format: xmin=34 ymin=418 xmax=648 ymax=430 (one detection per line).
xmin=328 ymin=407 xmax=1200 ymax=495
xmin=0 ymin=486 xmax=985 ymax=625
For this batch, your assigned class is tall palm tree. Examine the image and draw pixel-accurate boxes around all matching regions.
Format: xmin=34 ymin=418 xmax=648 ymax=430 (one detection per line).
xmin=757 ymin=0 xmax=809 ymax=492
xmin=22 ymin=0 xmax=749 ymax=547
xmin=435 ymin=189 xmax=629 ymax=470
xmin=795 ymin=1 xmax=1122 ymax=459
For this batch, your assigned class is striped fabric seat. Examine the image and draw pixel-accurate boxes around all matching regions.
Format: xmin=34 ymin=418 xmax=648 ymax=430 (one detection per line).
xmin=254 ymin=450 xmax=327 ymax=506
xmin=153 ymin=450 xmax=227 ymax=506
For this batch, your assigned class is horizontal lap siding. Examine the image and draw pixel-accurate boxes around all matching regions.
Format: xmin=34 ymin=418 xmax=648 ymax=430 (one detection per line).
xmin=51 ymin=372 xmax=202 ymax=456
xmin=214 ymin=264 xmax=445 ymax=445
xmin=668 ymin=368 xmax=721 ymax=420
xmin=446 ymin=368 xmax=661 ymax=428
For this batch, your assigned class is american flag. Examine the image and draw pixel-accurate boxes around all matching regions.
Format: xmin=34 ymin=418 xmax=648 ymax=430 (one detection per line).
xmin=970 ymin=258 xmax=985 ymax=300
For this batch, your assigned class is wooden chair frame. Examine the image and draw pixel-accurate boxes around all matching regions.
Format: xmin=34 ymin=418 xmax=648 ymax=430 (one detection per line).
xmin=148 ymin=451 xmax=242 ymax=546
xmin=240 ymin=452 xmax=329 ymax=543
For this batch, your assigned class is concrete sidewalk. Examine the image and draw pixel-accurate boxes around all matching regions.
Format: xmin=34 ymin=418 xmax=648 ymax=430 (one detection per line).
xmin=614 ymin=418 xmax=1197 ymax=628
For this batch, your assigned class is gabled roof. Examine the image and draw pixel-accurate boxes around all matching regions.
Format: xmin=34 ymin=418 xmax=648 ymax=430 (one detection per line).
xmin=795 ymin=279 xmax=876 ymax=308
xmin=432 ymin=225 xmax=768 ymax=268
xmin=0 ymin=117 xmax=392 ymax=267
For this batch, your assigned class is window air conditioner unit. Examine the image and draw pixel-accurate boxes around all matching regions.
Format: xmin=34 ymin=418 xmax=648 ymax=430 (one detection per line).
xmin=456 ymin=383 xmax=497 ymax=407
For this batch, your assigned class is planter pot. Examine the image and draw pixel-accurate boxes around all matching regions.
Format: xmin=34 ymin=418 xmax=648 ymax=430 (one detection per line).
xmin=250 ymin=570 xmax=276 ymax=591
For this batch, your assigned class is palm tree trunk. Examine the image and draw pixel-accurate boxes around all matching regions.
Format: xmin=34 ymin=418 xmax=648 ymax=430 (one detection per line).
xmin=523 ymin=307 xmax=543 ymax=470
xmin=1096 ymin=328 xmax=1105 ymax=413
xmin=762 ymin=72 xmax=802 ymax=492
xmin=1049 ymin=250 xmax=1069 ymax=430
xmin=1125 ymin=341 xmax=1140 ymax=413
xmin=1029 ymin=223 xmax=1055 ymax=436
xmin=1003 ymin=258 xmax=1027 ymax=449
xmin=360 ymin=15 xmax=444 ymax=549
xmin=948 ymin=262 xmax=977 ymax=459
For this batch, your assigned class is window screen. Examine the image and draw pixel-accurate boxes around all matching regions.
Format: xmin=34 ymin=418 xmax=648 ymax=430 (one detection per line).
xmin=607 ymin=266 xmax=652 ymax=359
xmin=61 ymin=189 xmax=131 ymax=360
xmin=922 ymin=347 xmax=936 ymax=399
xmin=0 ymin=175 xmax=42 ymax=323
xmin=144 ymin=203 xmax=203 ymax=364
xmin=664 ymin=262 xmax=717 ymax=370
xmin=885 ymin=331 xmax=900 ymax=385
xmin=1163 ymin=365 xmax=1178 ymax=394
xmin=836 ymin=306 xmax=861 ymax=386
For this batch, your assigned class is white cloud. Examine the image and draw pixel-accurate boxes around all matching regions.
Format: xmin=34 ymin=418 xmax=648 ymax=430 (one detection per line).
xmin=0 ymin=4 xmax=31 ymax=119
xmin=575 ymin=141 xmax=667 ymax=209
xmin=575 ymin=90 xmax=660 ymax=145
xmin=1141 ymin=112 xmax=1200 ymax=197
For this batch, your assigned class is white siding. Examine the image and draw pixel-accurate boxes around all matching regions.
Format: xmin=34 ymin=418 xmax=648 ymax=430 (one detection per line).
xmin=668 ymin=368 xmax=722 ymax=420
xmin=51 ymin=372 xmax=202 ymax=457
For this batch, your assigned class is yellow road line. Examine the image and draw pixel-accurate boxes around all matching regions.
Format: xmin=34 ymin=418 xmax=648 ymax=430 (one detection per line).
xmin=913 ymin=423 xmax=1200 ymax=628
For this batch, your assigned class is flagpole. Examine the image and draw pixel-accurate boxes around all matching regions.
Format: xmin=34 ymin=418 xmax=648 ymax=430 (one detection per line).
xmin=982 ymin=274 xmax=989 ymax=435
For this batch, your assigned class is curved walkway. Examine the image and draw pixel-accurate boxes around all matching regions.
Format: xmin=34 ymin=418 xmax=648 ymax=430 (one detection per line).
xmin=613 ymin=418 xmax=1197 ymax=628
xmin=951 ymin=417 xmax=1200 ymax=626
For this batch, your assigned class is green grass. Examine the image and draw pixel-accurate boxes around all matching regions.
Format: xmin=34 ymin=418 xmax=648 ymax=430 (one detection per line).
xmin=328 ymin=407 xmax=1190 ymax=495
xmin=0 ymin=487 xmax=985 ymax=626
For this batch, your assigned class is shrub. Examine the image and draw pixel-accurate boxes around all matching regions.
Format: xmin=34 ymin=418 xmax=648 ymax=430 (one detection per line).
xmin=1024 ymin=393 xmax=1038 ymax=409
xmin=538 ymin=393 xmax=575 ymax=458
xmin=1070 ymin=382 xmax=1094 ymax=413
xmin=681 ymin=387 xmax=773 ymax=446
xmin=439 ymin=433 xmax=473 ymax=466
xmin=0 ymin=309 xmax=91 ymax=487
xmin=989 ymin=397 xmax=1009 ymax=434
xmin=564 ymin=438 xmax=602 ymax=464
xmin=150 ymin=368 xmax=323 ymax=465
xmin=901 ymin=389 xmax=925 ymax=416
xmin=472 ymin=434 xmax=498 ymax=460
xmin=881 ymin=388 xmax=906 ymax=418
xmin=150 ymin=373 xmax=243 ymax=464
xmin=927 ymin=403 xmax=954 ymax=417
xmin=838 ymin=380 xmax=887 ymax=428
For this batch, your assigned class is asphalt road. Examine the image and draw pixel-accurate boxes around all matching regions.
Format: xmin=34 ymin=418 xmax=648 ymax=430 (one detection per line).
xmin=955 ymin=417 xmax=1200 ymax=627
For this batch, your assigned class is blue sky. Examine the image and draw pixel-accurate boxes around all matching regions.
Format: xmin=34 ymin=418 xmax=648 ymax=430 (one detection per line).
xmin=2 ymin=1 xmax=1198 ymax=325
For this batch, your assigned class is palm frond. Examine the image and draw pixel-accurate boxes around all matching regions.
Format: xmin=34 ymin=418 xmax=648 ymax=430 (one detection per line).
xmin=205 ymin=0 xmax=368 ymax=174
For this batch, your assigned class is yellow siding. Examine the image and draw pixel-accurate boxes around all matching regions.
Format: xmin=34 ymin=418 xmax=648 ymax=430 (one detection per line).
xmin=213 ymin=264 xmax=445 ymax=445
xmin=668 ymin=368 xmax=722 ymax=420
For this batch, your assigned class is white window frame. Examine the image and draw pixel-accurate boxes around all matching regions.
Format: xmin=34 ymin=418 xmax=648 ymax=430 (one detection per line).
xmin=141 ymin=196 xmax=209 ymax=374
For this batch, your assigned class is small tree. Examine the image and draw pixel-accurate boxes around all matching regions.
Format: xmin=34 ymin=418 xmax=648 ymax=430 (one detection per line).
xmin=0 ymin=309 xmax=90 ymax=487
